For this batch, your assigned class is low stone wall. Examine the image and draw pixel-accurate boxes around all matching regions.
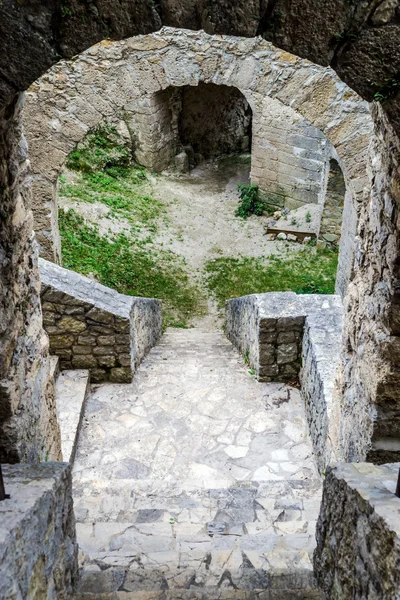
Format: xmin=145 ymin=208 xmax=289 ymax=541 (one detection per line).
xmin=39 ymin=259 xmax=162 ymax=383
xmin=314 ymin=462 xmax=400 ymax=599
xmin=226 ymin=292 xmax=343 ymax=471
xmin=0 ymin=462 xmax=78 ymax=599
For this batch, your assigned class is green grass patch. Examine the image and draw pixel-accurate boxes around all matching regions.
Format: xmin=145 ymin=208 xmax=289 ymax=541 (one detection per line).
xmin=203 ymin=246 xmax=338 ymax=307
xmin=59 ymin=209 xmax=205 ymax=328
xmin=60 ymin=124 xmax=165 ymax=231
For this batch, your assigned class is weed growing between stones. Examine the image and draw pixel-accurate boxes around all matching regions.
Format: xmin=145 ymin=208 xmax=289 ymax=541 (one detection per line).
xmin=203 ymin=246 xmax=338 ymax=307
xmin=59 ymin=209 xmax=205 ymax=328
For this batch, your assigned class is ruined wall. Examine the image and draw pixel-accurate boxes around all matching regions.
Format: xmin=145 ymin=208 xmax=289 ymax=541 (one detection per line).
xmin=0 ymin=96 xmax=61 ymax=464
xmin=319 ymin=159 xmax=346 ymax=245
xmin=314 ymin=462 xmax=400 ymax=599
xmin=40 ymin=259 xmax=162 ymax=383
xmin=179 ymin=82 xmax=252 ymax=157
xmin=226 ymin=292 xmax=343 ymax=472
xmin=125 ymin=88 xmax=180 ymax=172
xmin=333 ymin=104 xmax=400 ymax=463
xmin=0 ymin=463 xmax=78 ymax=600
xmin=252 ymin=97 xmax=329 ymax=208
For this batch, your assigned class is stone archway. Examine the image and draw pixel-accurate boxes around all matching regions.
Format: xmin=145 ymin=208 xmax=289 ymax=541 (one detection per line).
xmin=23 ymin=28 xmax=373 ymax=301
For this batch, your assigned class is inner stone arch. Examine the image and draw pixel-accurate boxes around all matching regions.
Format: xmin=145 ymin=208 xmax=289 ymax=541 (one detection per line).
xmin=124 ymin=82 xmax=253 ymax=173
xmin=23 ymin=28 xmax=373 ymax=301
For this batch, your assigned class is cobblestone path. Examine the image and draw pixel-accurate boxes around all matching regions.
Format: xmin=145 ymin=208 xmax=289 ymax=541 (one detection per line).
xmin=74 ymin=328 xmax=322 ymax=598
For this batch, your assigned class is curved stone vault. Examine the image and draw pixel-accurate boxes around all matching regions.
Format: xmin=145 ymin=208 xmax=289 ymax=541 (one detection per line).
xmin=24 ymin=28 xmax=373 ymax=299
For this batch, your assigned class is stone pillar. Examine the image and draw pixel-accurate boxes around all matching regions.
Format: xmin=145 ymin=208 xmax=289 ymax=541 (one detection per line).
xmin=0 ymin=94 xmax=61 ymax=463
xmin=124 ymin=89 xmax=180 ymax=171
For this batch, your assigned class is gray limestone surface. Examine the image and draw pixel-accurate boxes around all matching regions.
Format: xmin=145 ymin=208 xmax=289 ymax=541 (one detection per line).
xmin=315 ymin=462 xmax=400 ymax=599
xmin=0 ymin=463 xmax=78 ymax=600
xmin=73 ymin=328 xmax=322 ymax=596
xmin=56 ymin=369 xmax=90 ymax=462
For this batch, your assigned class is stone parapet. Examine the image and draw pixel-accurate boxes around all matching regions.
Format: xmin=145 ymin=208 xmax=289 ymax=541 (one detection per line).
xmin=314 ymin=462 xmax=400 ymax=599
xmin=39 ymin=258 xmax=162 ymax=383
xmin=226 ymin=292 xmax=343 ymax=471
xmin=0 ymin=462 xmax=78 ymax=600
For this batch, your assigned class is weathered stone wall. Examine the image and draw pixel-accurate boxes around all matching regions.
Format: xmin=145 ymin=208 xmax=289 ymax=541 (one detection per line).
xmin=125 ymin=88 xmax=180 ymax=171
xmin=23 ymin=29 xmax=372 ymax=307
xmin=332 ymin=105 xmax=400 ymax=464
xmin=0 ymin=96 xmax=62 ymax=464
xmin=226 ymin=292 xmax=343 ymax=472
xmin=39 ymin=258 xmax=162 ymax=383
xmin=252 ymin=97 xmax=329 ymax=208
xmin=314 ymin=461 xmax=400 ymax=599
xmin=301 ymin=299 xmax=344 ymax=471
xmin=319 ymin=159 xmax=346 ymax=246
xmin=179 ymin=82 xmax=252 ymax=157
xmin=0 ymin=462 xmax=78 ymax=600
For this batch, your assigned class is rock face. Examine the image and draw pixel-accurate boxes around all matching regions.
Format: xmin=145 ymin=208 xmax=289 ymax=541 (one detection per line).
xmin=335 ymin=104 xmax=400 ymax=464
xmin=0 ymin=463 xmax=78 ymax=600
xmin=39 ymin=258 xmax=162 ymax=383
xmin=0 ymin=96 xmax=62 ymax=464
xmin=314 ymin=462 xmax=400 ymax=599
xmin=225 ymin=292 xmax=343 ymax=472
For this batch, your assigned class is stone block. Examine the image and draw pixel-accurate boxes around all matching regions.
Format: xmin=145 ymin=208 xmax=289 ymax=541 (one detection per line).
xmin=277 ymin=331 xmax=297 ymax=344
xmin=97 ymin=355 xmax=117 ymax=368
xmin=49 ymin=334 xmax=75 ymax=348
xmin=119 ymin=354 xmax=132 ymax=367
xmin=57 ymin=316 xmax=87 ymax=334
xmin=72 ymin=345 xmax=93 ymax=355
xmin=72 ymin=355 xmax=98 ymax=369
xmin=93 ymin=346 xmax=116 ymax=356
xmin=277 ymin=343 xmax=299 ymax=365
xmin=110 ymin=367 xmax=132 ymax=383
xmin=86 ymin=307 xmax=114 ymax=324
xmin=77 ymin=335 xmax=97 ymax=345
xmin=277 ymin=316 xmax=305 ymax=332
xmin=97 ymin=335 xmax=116 ymax=345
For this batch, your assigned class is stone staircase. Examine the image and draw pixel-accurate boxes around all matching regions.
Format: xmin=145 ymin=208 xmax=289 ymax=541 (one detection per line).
xmin=70 ymin=329 xmax=322 ymax=599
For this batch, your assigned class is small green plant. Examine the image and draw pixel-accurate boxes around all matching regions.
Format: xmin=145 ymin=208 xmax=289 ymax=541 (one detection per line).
xmin=244 ymin=349 xmax=250 ymax=365
xmin=372 ymin=76 xmax=400 ymax=103
xmin=305 ymin=212 xmax=311 ymax=223
xmin=291 ymin=217 xmax=297 ymax=226
xmin=235 ymin=183 xmax=264 ymax=218
xmin=61 ymin=5 xmax=73 ymax=17
xmin=66 ymin=124 xmax=131 ymax=175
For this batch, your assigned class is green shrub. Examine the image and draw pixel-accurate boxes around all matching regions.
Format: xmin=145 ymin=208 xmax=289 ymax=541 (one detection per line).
xmin=235 ymin=183 xmax=264 ymax=218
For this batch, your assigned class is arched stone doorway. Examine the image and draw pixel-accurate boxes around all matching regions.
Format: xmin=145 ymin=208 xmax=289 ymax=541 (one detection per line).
xmin=23 ymin=28 xmax=372 ymax=302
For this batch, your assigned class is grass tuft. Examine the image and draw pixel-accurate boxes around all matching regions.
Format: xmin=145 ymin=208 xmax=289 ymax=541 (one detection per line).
xmin=203 ymin=247 xmax=338 ymax=307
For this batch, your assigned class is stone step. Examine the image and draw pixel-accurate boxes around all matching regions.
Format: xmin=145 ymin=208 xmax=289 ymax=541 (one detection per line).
xmin=56 ymin=369 xmax=90 ymax=462
xmin=72 ymin=479 xmax=321 ymax=525
xmin=75 ymin=516 xmax=319 ymax=594
xmin=76 ymin=589 xmax=321 ymax=599
xmin=76 ymin=540 xmax=319 ymax=595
